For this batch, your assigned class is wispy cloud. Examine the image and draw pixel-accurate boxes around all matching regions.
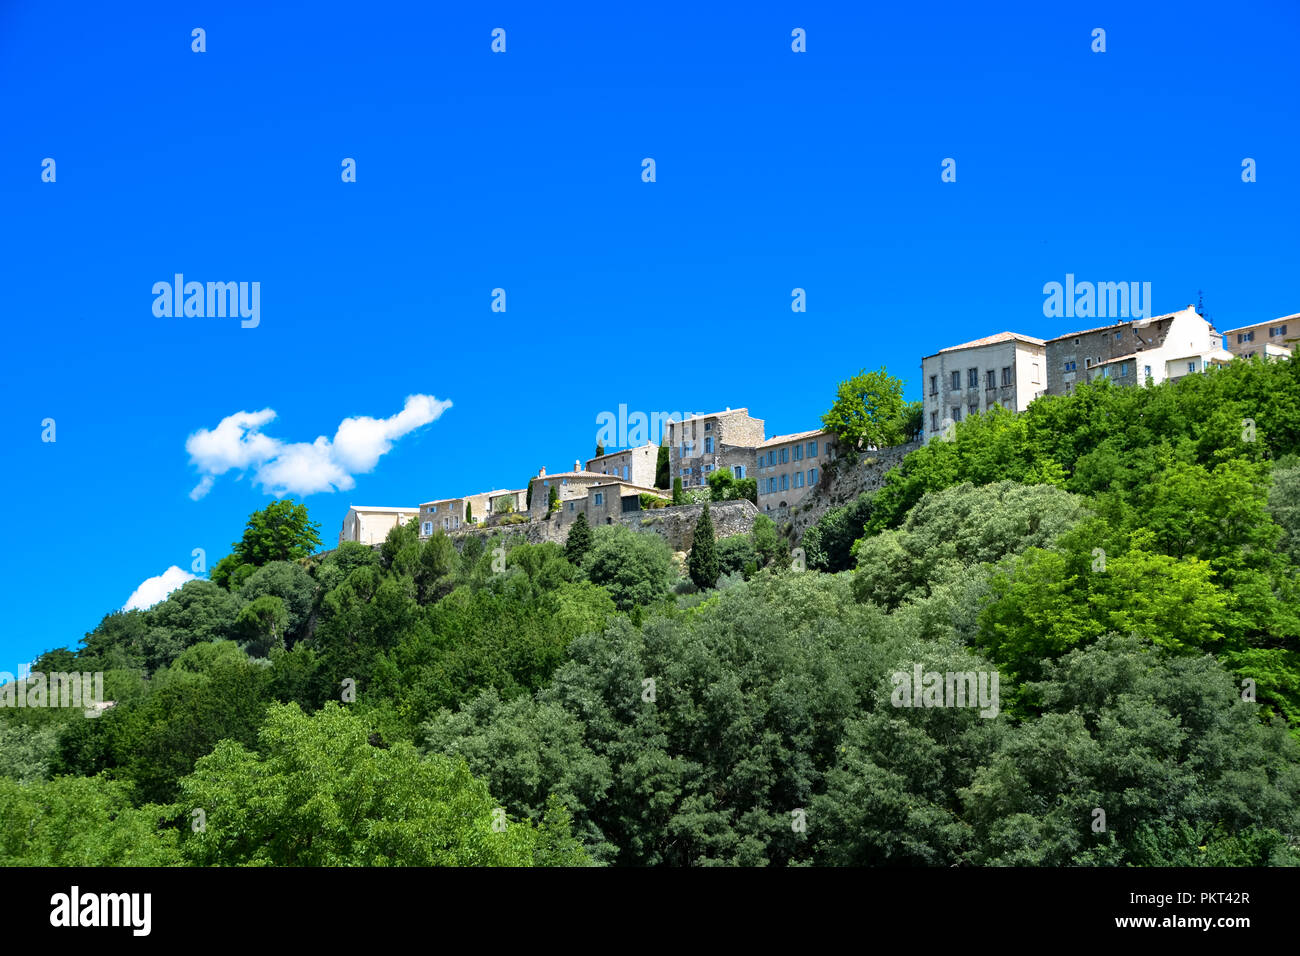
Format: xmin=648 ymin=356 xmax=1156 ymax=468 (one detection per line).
xmin=124 ymin=566 xmax=196 ymax=611
xmin=185 ymin=394 xmax=452 ymax=499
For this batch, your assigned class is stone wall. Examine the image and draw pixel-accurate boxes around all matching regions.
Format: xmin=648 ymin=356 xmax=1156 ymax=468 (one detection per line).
xmin=441 ymin=498 xmax=759 ymax=554
xmin=767 ymin=441 xmax=921 ymax=544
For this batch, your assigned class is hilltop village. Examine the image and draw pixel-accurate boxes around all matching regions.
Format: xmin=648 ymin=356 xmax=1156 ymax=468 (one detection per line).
xmin=339 ymin=305 xmax=1297 ymax=551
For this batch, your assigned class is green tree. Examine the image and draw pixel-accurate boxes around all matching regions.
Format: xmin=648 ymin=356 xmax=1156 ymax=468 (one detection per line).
xmin=547 ymin=484 xmax=560 ymax=513
xmin=595 ymin=442 xmax=604 ymax=457
xmin=0 ymin=774 xmax=181 ymax=866
xmin=565 ymin=512 xmax=593 ymax=566
xmin=821 ymin=367 xmax=913 ymax=452
xmin=212 ymin=499 xmax=321 ymax=589
xmin=235 ymin=595 xmax=289 ymax=657
xmin=466 ymin=501 xmax=473 ymax=523
xmin=672 ymin=476 xmax=683 ymax=505
xmin=175 ymin=702 xmax=588 ymax=866
xmin=688 ymin=503 xmax=720 ymax=589
xmin=583 ymin=525 xmax=675 ymax=611
xmin=656 ymin=440 xmax=670 ymax=489
xmin=750 ymin=513 xmax=785 ymax=569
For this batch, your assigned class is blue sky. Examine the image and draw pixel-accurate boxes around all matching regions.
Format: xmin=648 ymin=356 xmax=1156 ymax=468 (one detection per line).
xmin=1 ymin=0 xmax=1296 ymax=667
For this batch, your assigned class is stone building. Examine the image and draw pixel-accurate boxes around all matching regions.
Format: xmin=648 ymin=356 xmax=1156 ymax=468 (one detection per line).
xmin=1220 ymin=313 xmax=1298 ymax=361
xmin=754 ymin=429 xmax=835 ymax=512
xmin=338 ymin=505 xmax=419 ymax=546
xmin=666 ymin=408 xmax=765 ymax=489
xmin=1044 ymin=306 xmax=1232 ymax=396
xmin=558 ymin=479 xmax=671 ymax=527
xmin=586 ymin=442 xmax=660 ymax=488
xmin=920 ymin=332 xmax=1046 ymax=444
xmin=527 ymin=462 xmax=615 ymax=518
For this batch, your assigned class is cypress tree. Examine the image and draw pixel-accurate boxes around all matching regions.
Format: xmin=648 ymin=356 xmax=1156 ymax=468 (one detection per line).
xmin=688 ymin=502 xmax=720 ymax=589
xmin=465 ymin=501 xmax=472 ymax=523
xmin=548 ymin=483 xmax=560 ymax=513
xmin=656 ymin=441 xmax=671 ymax=489
xmin=595 ymin=442 xmax=605 ymax=457
xmin=672 ymin=476 xmax=683 ymax=505
xmin=565 ymin=512 xmax=593 ymax=565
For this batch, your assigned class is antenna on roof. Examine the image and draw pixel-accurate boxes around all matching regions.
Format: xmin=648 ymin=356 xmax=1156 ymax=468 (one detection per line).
xmin=1197 ymin=289 xmax=1205 ymax=317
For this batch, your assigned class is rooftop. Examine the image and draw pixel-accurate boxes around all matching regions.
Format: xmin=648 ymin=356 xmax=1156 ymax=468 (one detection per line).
xmin=1043 ymin=308 xmax=1189 ymax=343
xmin=930 ymin=331 xmax=1046 ymax=357
xmin=759 ymin=428 xmax=827 ymax=447
xmin=1219 ymin=313 xmax=1299 ymax=335
xmin=349 ymin=505 xmax=419 ymax=513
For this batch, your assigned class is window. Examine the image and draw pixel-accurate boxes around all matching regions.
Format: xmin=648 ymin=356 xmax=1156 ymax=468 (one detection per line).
xmin=622 ymin=465 xmax=629 ymax=479
xmin=808 ymin=440 xmax=818 ymax=457
xmin=768 ymin=450 xmax=776 ymax=466
xmin=732 ymin=465 xmax=745 ymax=478
xmin=567 ymin=502 xmax=575 ymax=512
xmin=422 ymin=522 xmax=432 ymax=534
xmin=561 ymin=478 xmax=567 ymax=485
xmin=951 ymin=406 xmax=962 ymax=423
xmin=1063 ymin=361 xmax=1077 ymax=372
xmin=1188 ymin=361 xmax=1196 ymax=373
xmin=1238 ymin=331 xmax=1255 ymax=343
xmin=780 ymin=447 xmax=789 ymax=464
xmin=968 ymin=404 xmax=978 ymax=416
xmin=780 ymin=473 xmax=789 ymax=491
xmin=704 ymin=422 xmax=713 ymax=431
xmin=951 ymin=371 xmax=961 ymax=391
xmin=794 ymin=471 xmax=804 ymax=488
xmin=1114 ymin=331 xmax=1122 ymax=341
xmin=1144 ymin=365 xmax=1152 ymax=379
xmin=704 ymin=436 xmax=714 ymax=454
xmin=681 ymin=440 xmax=694 ymax=456
xmin=930 ymin=375 xmax=938 ymax=395
xmin=1270 ymin=325 xmax=1288 ymax=336
xmin=594 ymin=492 xmax=604 ymax=505
xmin=1031 ymin=362 xmax=1040 ymax=383
xmin=986 ymin=370 xmax=996 ymax=388
xmin=1001 ymin=366 xmax=1011 ymax=386
xmin=767 ymin=477 xmax=777 ymax=494
xmin=793 ymin=444 xmax=803 ymax=461
xmin=930 ymin=411 xmax=938 ymax=431
xmin=968 ymin=368 xmax=978 ymax=388
xmin=1120 ymin=364 xmax=1129 ymax=377
xmin=1084 ymin=357 xmax=1093 ymax=369
xmin=809 ymin=467 xmax=818 ymax=484
xmin=703 ymin=464 xmax=714 ymax=473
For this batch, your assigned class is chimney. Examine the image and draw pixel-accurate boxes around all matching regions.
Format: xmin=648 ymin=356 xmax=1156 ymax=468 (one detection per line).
xmin=539 ymin=466 xmax=546 ymax=477
xmin=574 ymin=459 xmax=581 ymax=473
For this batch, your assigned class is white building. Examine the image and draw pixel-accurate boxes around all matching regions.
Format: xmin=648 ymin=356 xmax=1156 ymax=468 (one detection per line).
xmin=921 ymin=332 xmax=1047 ymax=443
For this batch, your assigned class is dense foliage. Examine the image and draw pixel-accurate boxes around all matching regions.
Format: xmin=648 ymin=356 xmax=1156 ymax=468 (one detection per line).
xmin=4 ymin=356 xmax=1299 ymax=866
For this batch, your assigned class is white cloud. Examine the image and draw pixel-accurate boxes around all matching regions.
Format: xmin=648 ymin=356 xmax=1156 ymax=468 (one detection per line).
xmin=185 ymin=394 xmax=451 ymax=499
xmin=124 ymin=566 xmax=197 ymax=611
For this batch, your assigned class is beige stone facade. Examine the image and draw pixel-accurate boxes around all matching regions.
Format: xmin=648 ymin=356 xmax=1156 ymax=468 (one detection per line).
xmin=667 ymin=408 xmax=765 ymax=489
xmin=586 ymin=442 xmax=660 ymax=488
xmin=921 ymin=332 xmax=1046 ymax=444
xmin=754 ymin=430 xmax=835 ymax=512
xmin=417 ymin=491 xmax=496 ymax=536
xmin=528 ymin=461 xmax=614 ymax=518
xmin=339 ymin=506 xmax=419 ymax=546
xmin=1220 ymin=314 xmax=1297 ymax=361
